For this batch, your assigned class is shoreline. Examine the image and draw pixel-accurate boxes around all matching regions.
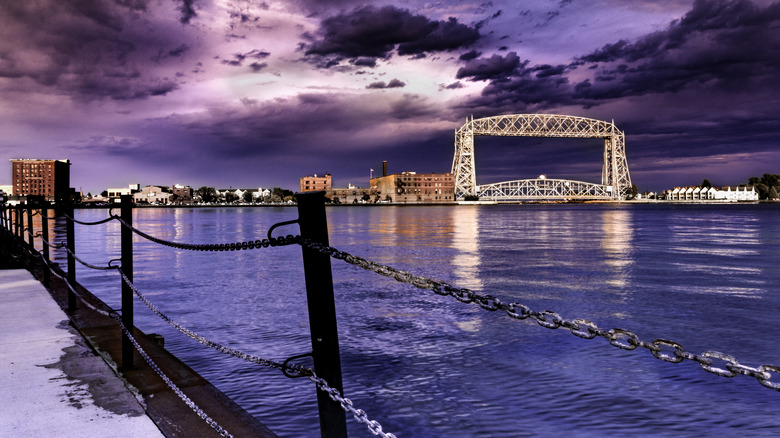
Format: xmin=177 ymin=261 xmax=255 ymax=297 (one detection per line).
xmin=74 ymin=199 xmax=774 ymax=208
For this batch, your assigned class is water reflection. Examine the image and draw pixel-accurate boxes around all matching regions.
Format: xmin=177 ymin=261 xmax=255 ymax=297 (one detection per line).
xmin=17 ymin=205 xmax=778 ymax=437
xmin=666 ymin=211 xmax=765 ymax=298
xmin=450 ymin=206 xmax=482 ymax=290
xmin=600 ymin=207 xmax=634 ymax=288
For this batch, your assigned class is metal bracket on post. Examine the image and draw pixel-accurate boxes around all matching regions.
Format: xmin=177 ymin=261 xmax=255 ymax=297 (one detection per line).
xmin=296 ymin=191 xmax=348 ymax=438
xmin=120 ymin=195 xmax=134 ymax=370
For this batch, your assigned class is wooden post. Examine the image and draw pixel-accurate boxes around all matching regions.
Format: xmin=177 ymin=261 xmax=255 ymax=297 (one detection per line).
xmin=296 ymin=191 xmax=348 ymax=438
xmin=120 ymin=195 xmax=134 ymax=369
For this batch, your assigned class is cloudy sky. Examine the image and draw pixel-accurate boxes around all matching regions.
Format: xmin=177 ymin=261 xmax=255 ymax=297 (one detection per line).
xmin=1 ymin=0 xmax=778 ymax=194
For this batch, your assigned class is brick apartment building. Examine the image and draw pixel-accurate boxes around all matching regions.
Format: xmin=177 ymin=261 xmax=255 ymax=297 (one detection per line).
xmin=10 ymin=159 xmax=71 ymax=203
xmin=299 ymin=174 xmax=332 ymax=192
xmin=370 ymin=171 xmax=454 ymax=203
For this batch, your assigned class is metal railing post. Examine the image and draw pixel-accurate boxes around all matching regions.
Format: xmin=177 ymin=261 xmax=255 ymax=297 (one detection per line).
xmin=15 ymin=205 xmax=22 ymax=238
xmin=40 ymin=202 xmax=50 ymax=286
xmin=26 ymin=202 xmax=34 ymax=248
xmin=66 ymin=199 xmax=77 ymax=312
xmin=296 ymin=191 xmax=348 ymax=438
xmin=120 ymin=195 xmax=134 ymax=369
xmin=18 ymin=206 xmax=24 ymax=239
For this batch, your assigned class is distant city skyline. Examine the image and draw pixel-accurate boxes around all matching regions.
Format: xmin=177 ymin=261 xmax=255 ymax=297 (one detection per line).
xmin=1 ymin=0 xmax=778 ymax=195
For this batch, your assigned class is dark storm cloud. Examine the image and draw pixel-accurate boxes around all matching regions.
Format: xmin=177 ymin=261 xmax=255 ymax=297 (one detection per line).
xmin=573 ymin=0 xmax=780 ymax=98
xmin=152 ymin=44 xmax=190 ymax=63
xmin=366 ymin=79 xmax=406 ymax=89
xmin=456 ymin=52 xmax=523 ymax=81
xmin=461 ymin=0 xmax=780 ymax=111
xmin=301 ymin=5 xmax=480 ymax=67
xmin=176 ymin=0 xmax=198 ymax=24
xmin=352 ymin=57 xmax=377 ymax=68
xmin=459 ymin=50 xmax=482 ymax=61
xmin=0 ymin=1 xmax=191 ymax=101
xmin=154 ymin=90 xmax=445 ymax=177
xmin=147 ymin=89 xmax=453 ymax=187
xmin=221 ymin=49 xmax=271 ymax=67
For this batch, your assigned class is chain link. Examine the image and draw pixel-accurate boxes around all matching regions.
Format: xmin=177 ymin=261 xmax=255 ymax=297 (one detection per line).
xmin=37 ymin=254 xmax=115 ymax=317
xmin=63 ymin=212 xmax=118 ymax=225
xmin=112 ymin=314 xmax=233 ymax=438
xmin=113 ymin=216 xmax=299 ymax=251
xmin=47 ymin=240 xmax=119 ymax=271
xmin=308 ymin=374 xmax=397 ymax=438
xmin=298 ymin=238 xmax=780 ymax=393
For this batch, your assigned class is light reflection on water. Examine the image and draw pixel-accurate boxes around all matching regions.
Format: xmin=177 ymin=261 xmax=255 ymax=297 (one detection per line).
xmin=49 ymin=204 xmax=780 ymax=437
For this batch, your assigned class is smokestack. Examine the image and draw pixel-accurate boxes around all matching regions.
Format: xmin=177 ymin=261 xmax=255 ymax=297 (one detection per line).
xmin=382 ymin=161 xmax=387 ymax=177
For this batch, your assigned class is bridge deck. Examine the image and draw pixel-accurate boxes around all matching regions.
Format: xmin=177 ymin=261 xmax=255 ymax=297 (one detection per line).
xmin=477 ymin=178 xmax=613 ymax=201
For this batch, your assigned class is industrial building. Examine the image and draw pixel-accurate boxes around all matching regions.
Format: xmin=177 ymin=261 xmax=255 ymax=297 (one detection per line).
xmin=10 ymin=159 xmax=71 ymax=204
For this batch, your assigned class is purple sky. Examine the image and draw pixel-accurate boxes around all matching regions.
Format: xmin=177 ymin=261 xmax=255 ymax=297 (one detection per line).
xmin=1 ymin=0 xmax=778 ymax=195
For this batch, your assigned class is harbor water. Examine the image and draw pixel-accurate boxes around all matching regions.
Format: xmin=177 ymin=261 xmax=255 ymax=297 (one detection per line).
xmin=49 ymin=203 xmax=780 ymax=437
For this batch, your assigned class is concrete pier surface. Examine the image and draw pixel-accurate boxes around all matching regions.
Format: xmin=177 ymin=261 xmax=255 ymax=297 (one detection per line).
xmin=0 ymin=263 xmax=279 ymax=437
xmin=0 ymin=269 xmax=164 ymax=437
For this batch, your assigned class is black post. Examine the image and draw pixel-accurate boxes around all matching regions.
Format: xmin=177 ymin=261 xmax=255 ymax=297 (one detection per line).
xmin=40 ymin=203 xmax=50 ymax=286
xmin=18 ymin=206 xmax=24 ymax=239
xmin=26 ymin=202 xmax=34 ymax=248
xmin=66 ymin=199 xmax=76 ymax=312
xmin=15 ymin=205 xmax=22 ymax=238
xmin=120 ymin=195 xmax=134 ymax=369
xmin=296 ymin=191 xmax=348 ymax=438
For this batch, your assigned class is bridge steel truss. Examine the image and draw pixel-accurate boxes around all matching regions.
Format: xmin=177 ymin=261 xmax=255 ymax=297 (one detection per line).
xmin=451 ymin=114 xmax=632 ymax=201
xmin=478 ymin=178 xmax=613 ymax=201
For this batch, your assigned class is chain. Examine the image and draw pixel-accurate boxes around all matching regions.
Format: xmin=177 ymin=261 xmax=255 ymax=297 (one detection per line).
xmin=62 ymin=212 xmax=118 ymax=226
xmin=37 ymin=254 xmax=115 ymax=317
xmin=308 ymin=374 xmax=398 ymax=438
xmin=39 ymin=238 xmax=119 ymax=271
xmin=298 ymin=238 xmax=780 ymax=392
xmin=117 ymin=268 xmax=398 ymax=436
xmin=113 ymin=216 xmax=299 ymax=251
xmin=112 ymin=314 xmax=233 ymax=438
xmin=117 ymin=269 xmax=309 ymax=374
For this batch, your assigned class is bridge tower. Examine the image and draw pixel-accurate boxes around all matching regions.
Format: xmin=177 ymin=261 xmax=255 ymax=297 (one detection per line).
xmin=451 ymin=114 xmax=632 ymax=200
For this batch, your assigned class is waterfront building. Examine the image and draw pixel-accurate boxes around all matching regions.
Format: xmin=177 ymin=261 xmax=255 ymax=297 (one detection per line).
xmin=665 ymin=186 xmax=758 ymax=202
xmin=370 ymin=171 xmax=455 ymax=204
xmin=10 ymin=158 xmax=71 ymax=203
xmin=300 ymin=174 xmax=332 ymax=192
xmin=106 ymin=184 xmax=141 ymax=203
xmin=171 ymin=184 xmax=193 ymax=204
xmin=330 ymin=184 xmax=377 ymax=204
xmin=254 ymin=188 xmax=271 ymax=202
xmin=133 ymin=185 xmax=173 ymax=204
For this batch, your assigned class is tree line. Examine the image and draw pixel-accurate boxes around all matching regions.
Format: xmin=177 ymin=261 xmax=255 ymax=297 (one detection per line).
xmin=195 ymin=187 xmax=294 ymax=203
xmin=699 ymin=174 xmax=780 ymax=200
xmin=746 ymin=174 xmax=780 ymax=200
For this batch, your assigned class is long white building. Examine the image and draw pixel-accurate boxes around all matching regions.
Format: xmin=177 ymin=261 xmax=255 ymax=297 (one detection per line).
xmin=665 ymin=186 xmax=758 ymax=202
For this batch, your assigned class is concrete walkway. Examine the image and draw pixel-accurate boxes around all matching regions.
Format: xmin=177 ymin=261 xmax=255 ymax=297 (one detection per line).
xmin=0 ymin=269 xmax=165 ymax=437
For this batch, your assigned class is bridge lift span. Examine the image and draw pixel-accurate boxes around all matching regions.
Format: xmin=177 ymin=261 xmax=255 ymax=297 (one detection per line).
xmin=451 ymin=114 xmax=632 ymax=201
